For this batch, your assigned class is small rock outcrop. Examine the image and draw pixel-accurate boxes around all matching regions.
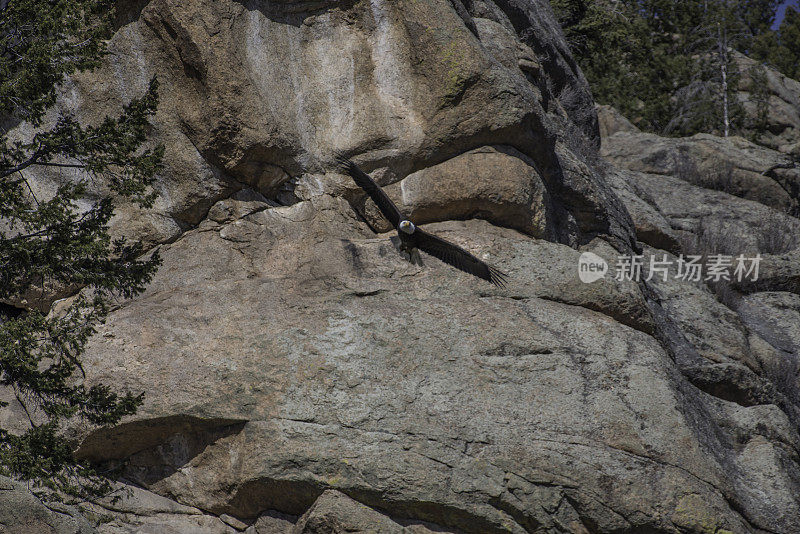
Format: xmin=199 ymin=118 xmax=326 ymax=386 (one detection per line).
xmin=599 ymin=118 xmax=800 ymax=215
xmin=735 ymin=51 xmax=800 ymax=156
xmin=0 ymin=476 xmax=95 ymax=534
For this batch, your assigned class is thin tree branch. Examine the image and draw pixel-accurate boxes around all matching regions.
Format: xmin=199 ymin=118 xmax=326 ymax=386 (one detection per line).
xmin=0 ymin=148 xmax=43 ymax=179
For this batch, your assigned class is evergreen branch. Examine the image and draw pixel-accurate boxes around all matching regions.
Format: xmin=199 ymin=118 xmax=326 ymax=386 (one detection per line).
xmin=0 ymin=1 xmax=158 ymax=501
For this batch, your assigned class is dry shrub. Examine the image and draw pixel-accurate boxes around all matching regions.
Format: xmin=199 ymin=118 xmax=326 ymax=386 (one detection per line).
xmin=673 ymin=152 xmax=735 ymax=194
xmin=680 ymin=209 xmax=799 ymax=308
xmin=680 ymin=218 xmax=745 ymax=309
xmin=755 ymin=210 xmax=800 ymax=255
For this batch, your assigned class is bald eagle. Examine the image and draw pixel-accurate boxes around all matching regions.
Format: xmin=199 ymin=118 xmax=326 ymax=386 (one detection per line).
xmin=336 ymin=155 xmax=507 ymax=287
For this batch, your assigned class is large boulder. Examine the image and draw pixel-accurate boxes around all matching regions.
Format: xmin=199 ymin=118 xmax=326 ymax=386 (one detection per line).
xmin=735 ymin=51 xmax=800 ymax=156
xmin=601 ymin=129 xmax=800 ymax=215
xmin=596 ymin=104 xmax=640 ymax=138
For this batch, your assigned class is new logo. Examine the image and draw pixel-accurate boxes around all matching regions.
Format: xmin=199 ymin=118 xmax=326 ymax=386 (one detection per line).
xmin=578 ymin=252 xmax=608 ymax=283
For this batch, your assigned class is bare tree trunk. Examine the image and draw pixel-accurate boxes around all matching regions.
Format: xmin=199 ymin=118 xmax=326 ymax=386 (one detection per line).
xmin=717 ymin=21 xmax=730 ymax=137
xmin=721 ymin=53 xmax=729 ymax=137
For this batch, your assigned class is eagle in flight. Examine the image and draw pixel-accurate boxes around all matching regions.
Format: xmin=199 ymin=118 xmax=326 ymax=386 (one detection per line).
xmin=335 ymin=155 xmax=507 ymax=287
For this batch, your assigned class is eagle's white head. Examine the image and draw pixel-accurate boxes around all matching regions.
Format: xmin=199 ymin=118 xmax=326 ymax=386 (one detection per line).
xmin=399 ymin=220 xmax=416 ymax=234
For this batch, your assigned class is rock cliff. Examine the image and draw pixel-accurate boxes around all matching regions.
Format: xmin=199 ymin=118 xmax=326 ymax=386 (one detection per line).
xmin=4 ymin=1 xmax=800 ymax=533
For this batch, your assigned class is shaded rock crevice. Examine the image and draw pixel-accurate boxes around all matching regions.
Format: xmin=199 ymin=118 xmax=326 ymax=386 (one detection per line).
xmin=77 ymin=415 xmax=247 ymax=464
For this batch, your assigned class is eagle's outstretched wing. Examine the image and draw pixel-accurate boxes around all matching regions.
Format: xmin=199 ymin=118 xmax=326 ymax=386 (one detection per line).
xmin=415 ymin=228 xmax=508 ymax=287
xmin=335 ymin=155 xmax=403 ymax=228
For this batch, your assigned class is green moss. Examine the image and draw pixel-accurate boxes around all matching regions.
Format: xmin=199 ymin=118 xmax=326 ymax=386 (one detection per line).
xmin=78 ymin=507 xmax=115 ymax=526
xmin=440 ymin=43 xmax=470 ymax=106
xmin=671 ymin=494 xmax=733 ymax=534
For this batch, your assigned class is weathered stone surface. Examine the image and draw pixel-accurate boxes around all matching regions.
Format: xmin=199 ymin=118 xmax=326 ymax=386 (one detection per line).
xmin=737 ymin=292 xmax=800 ymax=404
xmin=95 ymin=514 xmax=238 ymax=534
xmin=604 ymin=167 xmax=682 ymax=254
xmin=294 ymin=490 xmax=405 ymax=533
xmin=241 ymin=491 xmax=449 ymax=534
xmin=732 ymin=249 xmax=800 ymax=295
xmin=619 ymin=168 xmax=800 ymax=254
xmin=75 ymin=482 xmax=243 ymax=534
xmin=65 ymin=192 xmax=793 ymax=533
xmin=735 ymin=51 xmax=800 ymax=156
xmin=11 ymin=0 xmax=626 ymax=254
xmin=641 ymin=247 xmax=756 ymax=370
xmin=247 ymin=510 xmax=296 ymax=534
xmin=0 ymin=476 xmax=95 ymax=534
xmin=596 ymin=104 xmax=640 ymax=138
xmin=4 ymin=1 xmax=800 ymax=533
xmin=597 ymin=111 xmax=800 ymax=533
xmin=740 ymin=292 xmax=800 ymax=356
xmin=381 ymin=145 xmax=555 ymax=239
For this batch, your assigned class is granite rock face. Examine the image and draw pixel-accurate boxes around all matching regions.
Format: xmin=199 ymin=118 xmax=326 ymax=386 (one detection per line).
xmin=598 ymin=114 xmax=800 ymax=534
xmin=3 ymin=1 xmax=800 ymax=533
xmin=21 ymin=0 xmax=624 ymax=251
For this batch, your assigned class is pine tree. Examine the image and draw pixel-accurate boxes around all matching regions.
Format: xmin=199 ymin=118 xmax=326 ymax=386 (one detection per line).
xmin=0 ymin=0 xmax=162 ymax=500
xmin=550 ymin=0 xmax=789 ymax=136
xmin=747 ymin=63 xmax=772 ymax=142
xmin=551 ymin=0 xmax=686 ymax=131
xmin=666 ymin=0 xmax=751 ymax=137
xmin=762 ymin=5 xmax=800 ymax=80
